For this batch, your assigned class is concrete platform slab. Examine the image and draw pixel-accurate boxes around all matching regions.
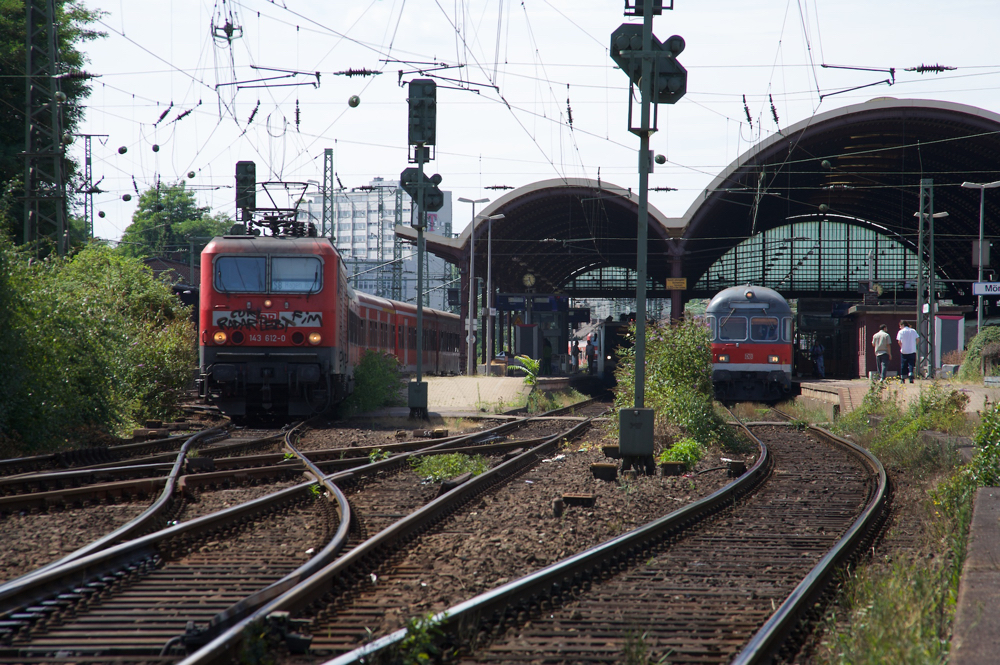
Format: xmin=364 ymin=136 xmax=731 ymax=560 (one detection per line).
xmin=797 ymin=378 xmax=1000 ymax=415
xmin=362 ymin=376 xmax=533 ymax=418
xmin=951 ymin=487 xmax=1000 ymax=665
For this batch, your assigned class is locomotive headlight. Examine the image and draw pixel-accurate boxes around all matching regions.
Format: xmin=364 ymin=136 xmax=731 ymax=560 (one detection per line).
xmin=768 ymin=355 xmax=780 ymax=363
xmin=718 ymin=354 xmax=729 ymax=363
xmin=308 ymin=332 xmax=322 ymax=346
xmin=213 ymin=331 xmax=228 ymax=345
xmin=263 ymin=299 xmax=272 ymax=308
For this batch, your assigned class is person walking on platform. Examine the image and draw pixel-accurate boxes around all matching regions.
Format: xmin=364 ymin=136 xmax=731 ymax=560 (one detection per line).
xmin=585 ymin=338 xmax=596 ymax=375
xmin=897 ymin=320 xmax=919 ymax=383
xmin=571 ymin=340 xmax=580 ymax=372
xmin=872 ymin=323 xmax=892 ymax=381
xmin=810 ymin=340 xmax=826 ymax=379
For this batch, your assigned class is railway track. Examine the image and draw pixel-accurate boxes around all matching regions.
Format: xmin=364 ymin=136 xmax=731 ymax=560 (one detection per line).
xmin=174 ymin=403 xmax=615 ymax=664
xmin=0 ymin=402 xmax=608 ymax=661
xmin=313 ymin=416 xmax=887 ymax=665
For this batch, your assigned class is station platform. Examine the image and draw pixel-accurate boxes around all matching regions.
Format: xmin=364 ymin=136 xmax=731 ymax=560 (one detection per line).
xmin=951 ymin=487 xmax=1000 ymax=665
xmin=796 ymin=377 xmax=1000 ymax=417
xmin=369 ymin=375 xmax=534 ymax=419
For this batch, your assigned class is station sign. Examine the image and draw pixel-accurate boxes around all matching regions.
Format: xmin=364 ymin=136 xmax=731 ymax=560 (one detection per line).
xmin=665 ymin=278 xmax=687 ymax=290
xmin=973 ymin=282 xmax=1000 ymax=296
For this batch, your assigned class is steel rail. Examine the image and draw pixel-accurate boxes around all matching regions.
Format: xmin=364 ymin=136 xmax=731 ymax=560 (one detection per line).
xmin=178 ymin=417 xmax=598 ymax=665
xmin=730 ymin=424 xmax=889 ymax=664
xmin=0 ymin=454 xmax=324 ymax=621
xmin=0 ymin=426 xmax=225 ymax=592
xmin=161 ymin=423 xmax=353 ymax=654
xmin=318 ymin=422 xmax=770 ymax=665
xmin=0 ymin=462 xmax=176 ymax=495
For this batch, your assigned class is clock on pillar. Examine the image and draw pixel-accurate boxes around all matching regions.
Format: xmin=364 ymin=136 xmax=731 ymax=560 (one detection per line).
xmin=522 ymin=273 xmax=536 ymax=288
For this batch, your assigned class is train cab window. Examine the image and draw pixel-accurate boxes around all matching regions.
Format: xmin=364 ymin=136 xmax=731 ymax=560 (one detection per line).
xmin=215 ymin=256 xmax=266 ymax=293
xmin=706 ymin=315 xmax=717 ymax=340
xmin=271 ymin=257 xmax=322 ymax=293
xmin=783 ymin=317 xmax=792 ymax=342
xmin=718 ymin=315 xmax=748 ymax=342
xmin=750 ymin=316 xmax=779 ymax=342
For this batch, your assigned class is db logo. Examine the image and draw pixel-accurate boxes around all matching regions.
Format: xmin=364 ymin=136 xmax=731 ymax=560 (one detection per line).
xmin=260 ymin=312 xmax=278 ymax=321
xmin=745 ymin=353 xmax=754 ymax=360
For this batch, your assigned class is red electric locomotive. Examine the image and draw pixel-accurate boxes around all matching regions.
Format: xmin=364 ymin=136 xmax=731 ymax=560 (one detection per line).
xmin=198 ymin=231 xmax=461 ymax=418
xmin=706 ymin=285 xmax=793 ymax=402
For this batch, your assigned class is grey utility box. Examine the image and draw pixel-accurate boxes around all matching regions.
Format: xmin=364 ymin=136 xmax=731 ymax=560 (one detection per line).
xmin=619 ymin=408 xmax=654 ymax=456
xmin=408 ymin=381 xmax=428 ymax=410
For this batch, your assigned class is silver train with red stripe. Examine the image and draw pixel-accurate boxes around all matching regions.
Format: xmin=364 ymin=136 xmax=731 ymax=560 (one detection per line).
xmin=197 ymin=234 xmax=460 ymax=418
xmin=707 ymin=285 xmax=793 ymax=402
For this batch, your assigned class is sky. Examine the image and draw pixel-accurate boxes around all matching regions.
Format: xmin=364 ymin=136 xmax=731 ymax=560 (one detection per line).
xmin=71 ymin=0 xmax=1000 ymax=243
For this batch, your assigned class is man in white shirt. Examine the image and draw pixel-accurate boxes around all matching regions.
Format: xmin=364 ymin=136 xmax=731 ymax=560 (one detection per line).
xmin=872 ymin=324 xmax=892 ymax=380
xmin=896 ymin=320 xmax=919 ymax=383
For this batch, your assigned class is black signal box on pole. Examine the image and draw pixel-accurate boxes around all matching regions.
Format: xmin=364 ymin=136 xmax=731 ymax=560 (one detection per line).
xmin=407 ymin=79 xmax=437 ymax=146
xmin=235 ymin=161 xmax=256 ymax=219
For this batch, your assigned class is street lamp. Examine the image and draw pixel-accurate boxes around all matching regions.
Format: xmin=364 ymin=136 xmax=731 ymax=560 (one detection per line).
xmin=961 ymin=180 xmax=1000 ymax=336
xmin=458 ymin=197 xmax=488 ymax=375
xmin=481 ymin=213 xmax=505 ymax=375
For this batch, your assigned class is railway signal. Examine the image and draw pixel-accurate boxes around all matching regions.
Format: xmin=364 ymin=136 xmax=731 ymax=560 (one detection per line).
xmin=610 ymin=25 xmax=687 ymax=105
xmin=407 ymin=79 xmax=437 ymax=146
xmin=235 ymin=160 xmax=256 ymax=220
xmin=400 ymin=168 xmax=444 ymax=222
xmin=404 ymin=79 xmax=440 ymax=418
xmin=611 ymin=0 xmax=688 ymax=472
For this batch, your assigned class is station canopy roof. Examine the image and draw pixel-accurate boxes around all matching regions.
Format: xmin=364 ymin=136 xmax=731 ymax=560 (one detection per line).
xmin=400 ymin=98 xmax=1000 ymax=305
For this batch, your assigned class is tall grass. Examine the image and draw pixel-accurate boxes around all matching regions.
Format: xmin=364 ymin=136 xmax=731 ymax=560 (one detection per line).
xmin=833 ymin=381 xmax=970 ymax=477
xmin=816 ymin=388 xmax=999 ymax=663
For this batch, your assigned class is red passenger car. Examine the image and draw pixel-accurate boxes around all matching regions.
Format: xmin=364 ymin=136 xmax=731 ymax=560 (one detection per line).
xmin=706 ymin=285 xmax=794 ymax=402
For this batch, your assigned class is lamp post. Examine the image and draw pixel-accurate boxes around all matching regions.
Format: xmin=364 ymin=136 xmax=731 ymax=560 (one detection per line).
xmin=961 ymin=180 xmax=1000 ymax=336
xmin=482 ymin=213 xmax=505 ymax=375
xmin=458 ymin=197 xmax=488 ymax=375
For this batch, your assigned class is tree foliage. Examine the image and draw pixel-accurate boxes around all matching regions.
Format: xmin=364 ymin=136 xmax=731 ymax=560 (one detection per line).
xmin=0 ymin=233 xmax=195 ymax=453
xmin=117 ymin=181 xmax=231 ymax=265
xmin=0 ymin=0 xmax=106 ymax=240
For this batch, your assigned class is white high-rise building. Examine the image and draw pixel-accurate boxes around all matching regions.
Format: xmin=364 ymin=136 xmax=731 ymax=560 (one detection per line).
xmin=297 ymin=177 xmax=456 ymax=312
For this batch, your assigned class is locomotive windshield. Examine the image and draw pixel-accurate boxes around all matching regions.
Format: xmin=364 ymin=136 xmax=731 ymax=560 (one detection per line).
xmin=215 ymin=256 xmax=266 ymax=293
xmin=214 ymin=255 xmax=323 ymax=294
xmin=272 ymin=257 xmax=322 ymax=293
xmin=750 ymin=316 xmax=779 ymax=341
xmin=718 ymin=315 xmax=747 ymax=341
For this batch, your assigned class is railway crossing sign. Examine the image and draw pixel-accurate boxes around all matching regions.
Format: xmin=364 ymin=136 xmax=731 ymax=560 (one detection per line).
xmin=973 ymin=282 xmax=1000 ymax=296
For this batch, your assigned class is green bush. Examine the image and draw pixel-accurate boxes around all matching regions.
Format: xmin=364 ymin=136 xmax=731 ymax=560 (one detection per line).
xmin=0 ymin=238 xmax=195 ymax=452
xmin=958 ymin=326 xmax=1000 ymax=381
xmin=657 ymin=437 xmax=705 ymax=470
xmin=339 ymin=351 xmax=404 ymax=416
xmin=613 ymin=318 xmax=736 ymax=450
